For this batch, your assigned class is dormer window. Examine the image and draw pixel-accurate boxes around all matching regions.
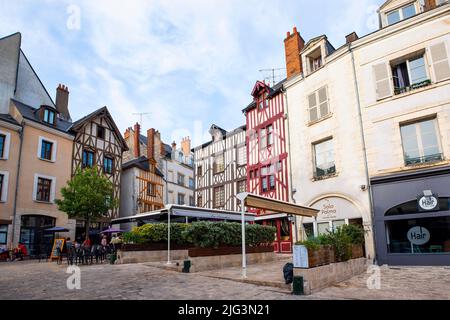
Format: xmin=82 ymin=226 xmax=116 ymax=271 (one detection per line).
xmin=307 ymin=47 xmax=323 ymax=73
xmin=258 ymin=93 xmax=268 ymax=110
xmin=386 ymin=3 xmax=416 ymax=26
xmin=43 ymin=108 xmax=55 ymax=125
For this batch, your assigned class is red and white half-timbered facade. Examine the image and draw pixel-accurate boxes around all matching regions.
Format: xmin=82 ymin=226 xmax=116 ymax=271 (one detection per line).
xmin=243 ymin=80 xmax=293 ymax=253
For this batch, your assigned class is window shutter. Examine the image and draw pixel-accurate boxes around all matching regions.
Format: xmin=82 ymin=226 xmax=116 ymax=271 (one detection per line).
xmin=318 ymin=87 xmax=329 ymax=116
xmin=373 ymin=62 xmax=392 ymax=100
xmin=308 ymin=92 xmax=318 ymax=122
xmin=430 ymin=42 xmax=450 ymax=82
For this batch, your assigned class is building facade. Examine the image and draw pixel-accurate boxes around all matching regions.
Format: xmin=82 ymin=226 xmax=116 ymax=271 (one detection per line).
xmin=194 ymin=124 xmax=247 ymax=212
xmin=283 ymin=28 xmax=375 ymax=259
xmin=352 ymin=0 xmax=450 ymax=265
xmin=0 ymin=32 xmax=127 ymax=253
xmin=243 ymin=80 xmax=293 ymax=253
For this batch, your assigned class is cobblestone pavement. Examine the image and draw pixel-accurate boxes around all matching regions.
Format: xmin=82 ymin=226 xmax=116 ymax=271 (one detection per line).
xmin=0 ymin=261 xmax=449 ymax=300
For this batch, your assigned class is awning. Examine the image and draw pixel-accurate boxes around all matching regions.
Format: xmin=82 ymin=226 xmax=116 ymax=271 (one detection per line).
xmin=239 ymin=193 xmax=318 ymax=217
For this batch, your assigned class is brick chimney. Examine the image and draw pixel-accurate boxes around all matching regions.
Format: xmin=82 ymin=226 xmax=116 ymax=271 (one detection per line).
xmin=181 ymin=137 xmax=191 ymax=157
xmin=133 ymin=123 xmax=141 ymax=158
xmin=424 ymin=0 xmax=437 ymax=11
xmin=55 ymin=84 xmax=71 ymax=121
xmin=147 ymin=128 xmax=156 ymax=163
xmin=345 ymin=32 xmax=359 ymax=44
xmin=284 ymin=26 xmax=305 ymax=79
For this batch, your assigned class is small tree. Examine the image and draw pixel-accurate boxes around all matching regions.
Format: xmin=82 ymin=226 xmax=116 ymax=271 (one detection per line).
xmin=56 ymin=167 xmax=118 ymax=240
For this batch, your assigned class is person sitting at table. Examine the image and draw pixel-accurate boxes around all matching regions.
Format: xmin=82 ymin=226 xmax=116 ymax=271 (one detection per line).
xmin=13 ymin=242 xmax=28 ymax=261
xmin=82 ymin=238 xmax=91 ymax=247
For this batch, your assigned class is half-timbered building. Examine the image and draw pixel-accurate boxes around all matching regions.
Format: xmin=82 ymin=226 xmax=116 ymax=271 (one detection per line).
xmin=70 ymin=107 xmax=128 ymax=239
xmin=193 ymin=124 xmax=247 ymax=212
xmin=243 ymin=80 xmax=293 ymax=253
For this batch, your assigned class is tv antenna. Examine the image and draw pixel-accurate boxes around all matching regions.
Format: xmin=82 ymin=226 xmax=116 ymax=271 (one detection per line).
xmin=132 ymin=112 xmax=151 ymax=128
xmin=259 ymin=68 xmax=286 ymax=86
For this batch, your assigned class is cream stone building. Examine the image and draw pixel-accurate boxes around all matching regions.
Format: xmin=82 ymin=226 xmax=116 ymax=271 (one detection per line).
xmin=283 ymin=0 xmax=450 ymax=265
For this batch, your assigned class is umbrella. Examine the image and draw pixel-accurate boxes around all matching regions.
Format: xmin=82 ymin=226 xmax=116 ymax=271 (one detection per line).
xmin=99 ymin=227 xmax=124 ymax=234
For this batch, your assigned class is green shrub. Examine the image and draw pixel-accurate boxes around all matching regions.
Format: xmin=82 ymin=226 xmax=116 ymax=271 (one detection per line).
xmin=122 ymin=231 xmax=145 ymax=244
xmin=296 ymin=237 xmax=321 ymax=251
xmin=340 ymin=224 xmax=365 ymax=245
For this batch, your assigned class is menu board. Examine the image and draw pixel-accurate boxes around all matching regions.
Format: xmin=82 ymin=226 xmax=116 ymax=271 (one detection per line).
xmin=50 ymin=238 xmax=65 ymax=260
xmin=293 ymin=245 xmax=309 ymax=269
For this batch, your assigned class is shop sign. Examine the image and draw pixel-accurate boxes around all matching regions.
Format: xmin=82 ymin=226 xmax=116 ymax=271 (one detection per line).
xmin=417 ymin=195 xmax=439 ymax=212
xmin=293 ymin=245 xmax=309 ymax=268
xmin=407 ymin=226 xmax=430 ymax=245
xmin=319 ymin=199 xmax=337 ymax=219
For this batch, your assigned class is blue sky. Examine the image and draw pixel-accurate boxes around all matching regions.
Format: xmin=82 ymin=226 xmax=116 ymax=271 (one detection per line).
xmin=0 ymin=0 xmax=384 ymax=146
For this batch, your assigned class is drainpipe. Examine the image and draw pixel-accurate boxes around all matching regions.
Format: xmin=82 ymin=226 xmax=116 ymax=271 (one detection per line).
xmin=11 ymin=122 xmax=24 ymax=247
xmin=282 ymin=87 xmax=298 ymax=244
xmin=349 ymin=43 xmax=378 ymax=265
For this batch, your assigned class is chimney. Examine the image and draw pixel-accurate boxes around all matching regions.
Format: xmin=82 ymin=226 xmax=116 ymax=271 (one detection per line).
xmin=181 ymin=137 xmax=191 ymax=157
xmin=133 ymin=123 xmax=141 ymax=158
xmin=284 ymin=26 xmax=305 ymax=79
xmin=55 ymin=84 xmax=71 ymax=121
xmin=147 ymin=128 xmax=156 ymax=163
xmin=424 ymin=0 xmax=437 ymax=11
xmin=345 ymin=32 xmax=359 ymax=44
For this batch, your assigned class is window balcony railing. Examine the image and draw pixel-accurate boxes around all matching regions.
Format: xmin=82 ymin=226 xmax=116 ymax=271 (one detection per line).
xmin=394 ymin=79 xmax=431 ymax=95
xmin=314 ymin=165 xmax=336 ymax=180
xmin=405 ymin=153 xmax=444 ymax=166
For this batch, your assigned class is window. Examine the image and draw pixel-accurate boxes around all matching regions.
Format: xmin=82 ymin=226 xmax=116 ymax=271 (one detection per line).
xmin=386 ymin=216 xmax=450 ymax=254
xmin=260 ymin=125 xmax=273 ymax=150
xmin=237 ymin=145 xmax=247 ymax=166
xmin=147 ymin=182 xmax=156 ymax=197
xmin=177 ymin=173 xmax=185 ymax=186
xmin=400 ymin=118 xmax=442 ymax=165
xmin=97 ymin=126 xmax=105 ymax=140
xmin=103 ymin=156 xmax=113 ymax=174
xmin=40 ymin=140 xmax=53 ymax=161
xmin=0 ymin=134 xmax=5 ymax=158
xmin=189 ymin=196 xmax=195 ymax=206
xmin=261 ymin=164 xmax=276 ymax=193
xmin=189 ymin=177 xmax=195 ymax=189
xmin=213 ymin=154 xmax=225 ymax=174
xmin=307 ymin=47 xmax=323 ymax=73
xmin=213 ymin=186 xmax=225 ymax=208
xmin=332 ymin=220 xmax=346 ymax=231
xmin=303 ymin=223 xmax=314 ymax=239
xmin=82 ymin=150 xmax=95 ymax=168
xmin=0 ymin=225 xmax=7 ymax=245
xmin=197 ymin=195 xmax=203 ymax=207
xmin=387 ymin=3 xmax=416 ymax=26
xmin=237 ymin=180 xmax=246 ymax=193
xmin=43 ymin=109 xmax=55 ymax=124
xmin=308 ymin=86 xmax=329 ymax=122
xmin=36 ymin=178 xmax=52 ymax=202
xmin=197 ymin=166 xmax=203 ymax=177
xmin=317 ymin=222 xmax=330 ymax=235
xmin=313 ymin=138 xmax=336 ymax=178
xmin=0 ymin=174 xmax=4 ymax=202
xmin=177 ymin=193 xmax=185 ymax=205
xmin=392 ymin=54 xmax=430 ymax=95
xmin=258 ymin=93 xmax=268 ymax=110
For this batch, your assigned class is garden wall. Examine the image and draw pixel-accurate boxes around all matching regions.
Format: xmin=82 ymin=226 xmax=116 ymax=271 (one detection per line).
xmin=294 ymin=258 xmax=368 ymax=293
xmin=116 ymin=249 xmax=189 ymax=264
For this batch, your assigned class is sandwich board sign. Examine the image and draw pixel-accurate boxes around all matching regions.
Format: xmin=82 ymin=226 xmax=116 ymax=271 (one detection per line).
xmin=293 ymin=245 xmax=309 ymax=268
xmin=50 ymin=238 xmax=65 ymax=260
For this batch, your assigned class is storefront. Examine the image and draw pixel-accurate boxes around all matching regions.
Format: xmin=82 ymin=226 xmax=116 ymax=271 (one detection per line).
xmin=302 ymin=196 xmax=364 ymax=238
xmin=19 ymin=215 xmax=56 ymax=257
xmin=372 ymin=166 xmax=450 ymax=266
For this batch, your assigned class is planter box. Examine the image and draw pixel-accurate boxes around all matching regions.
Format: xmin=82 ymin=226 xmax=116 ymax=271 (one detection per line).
xmin=308 ymin=246 xmax=334 ymax=268
xmin=120 ymin=243 xmax=192 ymax=252
xmin=351 ymin=244 xmax=364 ymax=259
xmin=188 ymin=245 xmax=274 ymax=257
xmin=116 ymin=249 xmax=189 ymax=264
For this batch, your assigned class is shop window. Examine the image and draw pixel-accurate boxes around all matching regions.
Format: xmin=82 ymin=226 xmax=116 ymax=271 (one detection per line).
xmin=317 ymin=222 xmax=330 ymax=235
xmin=303 ymin=223 xmax=314 ymax=239
xmin=280 ymin=218 xmax=290 ymax=241
xmin=332 ymin=219 xmax=346 ymax=231
xmin=0 ymin=225 xmax=7 ymax=245
xmin=386 ymin=216 xmax=450 ymax=254
xmin=386 ymin=198 xmax=450 ymax=216
xmin=400 ymin=118 xmax=443 ymax=166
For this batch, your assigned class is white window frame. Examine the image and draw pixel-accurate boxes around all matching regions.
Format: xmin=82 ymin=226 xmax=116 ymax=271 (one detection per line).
xmin=400 ymin=117 xmax=443 ymax=164
xmin=391 ymin=53 xmax=430 ymax=90
xmin=386 ymin=2 xmax=417 ymax=26
xmin=37 ymin=136 xmax=57 ymax=162
xmin=33 ymin=174 xmax=56 ymax=203
xmin=0 ymin=130 xmax=11 ymax=160
xmin=0 ymin=171 xmax=9 ymax=203
xmin=237 ymin=145 xmax=247 ymax=166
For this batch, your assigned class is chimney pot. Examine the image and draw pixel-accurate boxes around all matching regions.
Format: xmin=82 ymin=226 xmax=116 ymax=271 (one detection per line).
xmin=345 ymin=32 xmax=359 ymax=44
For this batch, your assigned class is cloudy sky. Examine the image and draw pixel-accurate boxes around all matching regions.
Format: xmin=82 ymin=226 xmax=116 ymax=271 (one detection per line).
xmin=0 ymin=0 xmax=384 ymax=146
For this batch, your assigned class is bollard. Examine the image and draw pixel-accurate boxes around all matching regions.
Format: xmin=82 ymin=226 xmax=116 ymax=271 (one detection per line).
xmin=182 ymin=259 xmax=191 ymax=273
xmin=292 ymin=276 xmax=304 ymax=295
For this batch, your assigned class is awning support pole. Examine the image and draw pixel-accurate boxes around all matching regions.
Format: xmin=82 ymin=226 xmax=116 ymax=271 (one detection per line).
xmin=241 ymin=203 xmax=247 ymax=279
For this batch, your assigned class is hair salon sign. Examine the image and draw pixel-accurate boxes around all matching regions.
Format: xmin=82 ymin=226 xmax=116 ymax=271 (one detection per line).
xmin=417 ymin=194 xmax=439 ymax=212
